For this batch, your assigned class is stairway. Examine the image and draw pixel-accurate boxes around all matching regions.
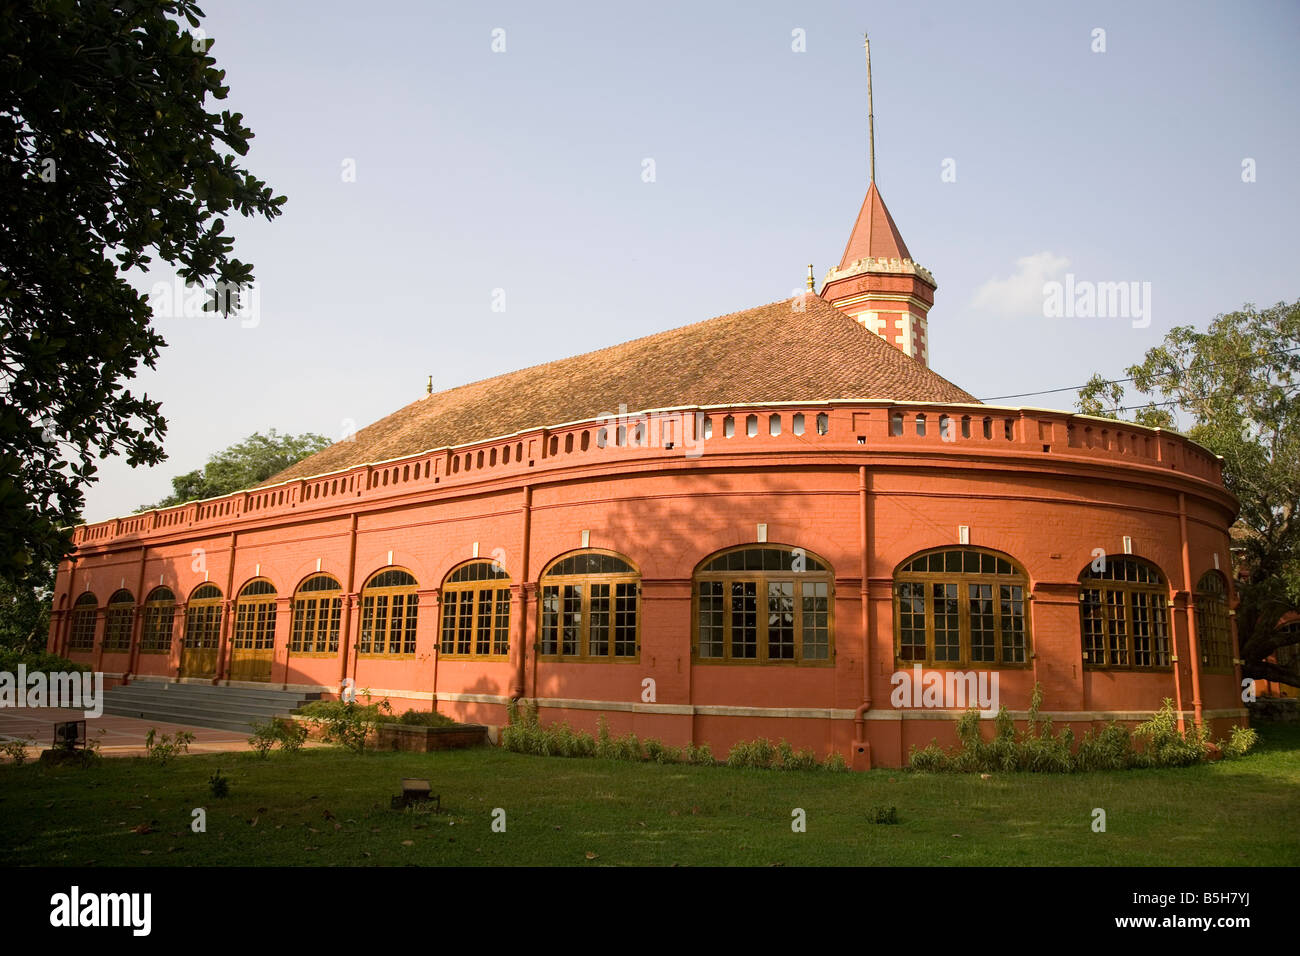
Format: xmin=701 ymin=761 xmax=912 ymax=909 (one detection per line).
xmin=101 ymin=681 xmax=321 ymax=734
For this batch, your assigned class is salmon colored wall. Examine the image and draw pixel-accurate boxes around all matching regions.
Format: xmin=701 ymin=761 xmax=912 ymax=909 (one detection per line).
xmin=49 ymin=401 xmax=1246 ymax=767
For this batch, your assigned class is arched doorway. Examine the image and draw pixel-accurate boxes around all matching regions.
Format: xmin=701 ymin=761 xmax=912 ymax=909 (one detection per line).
xmin=182 ymin=583 xmax=223 ymax=677
xmin=230 ymin=579 xmax=277 ymax=682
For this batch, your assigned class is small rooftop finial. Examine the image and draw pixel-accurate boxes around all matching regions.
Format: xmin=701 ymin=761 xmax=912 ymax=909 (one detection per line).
xmin=806 ymin=264 xmax=815 ymax=291
xmin=864 ymin=32 xmax=875 ymax=185
xmin=426 ymin=374 xmax=433 ymax=395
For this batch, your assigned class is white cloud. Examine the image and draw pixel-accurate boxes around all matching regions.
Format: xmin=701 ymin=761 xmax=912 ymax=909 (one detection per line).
xmin=972 ymin=252 xmax=1069 ymax=316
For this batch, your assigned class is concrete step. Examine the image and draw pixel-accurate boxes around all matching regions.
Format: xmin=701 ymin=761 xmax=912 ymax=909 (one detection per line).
xmin=99 ymin=681 xmax=320 ymax=734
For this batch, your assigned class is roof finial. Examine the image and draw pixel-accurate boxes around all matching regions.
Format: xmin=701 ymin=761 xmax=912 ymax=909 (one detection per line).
xmin=426 ymin=374 xmax=432 ymax=395
xmin=806 ymin=264 xmax=815 ymax=291
xmin=864 ymin=32 xmax=875 ymax=185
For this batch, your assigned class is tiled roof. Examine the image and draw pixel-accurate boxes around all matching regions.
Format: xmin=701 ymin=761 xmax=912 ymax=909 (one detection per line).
xmin=265 ymin=293 xmax=977 ymax=484
xmin=838 ymin=183 xmax=912 ymax=267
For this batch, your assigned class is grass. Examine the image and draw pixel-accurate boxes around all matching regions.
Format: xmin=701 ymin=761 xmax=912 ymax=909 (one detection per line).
xmin=1 ymin=723 xmax=1297 ymax=867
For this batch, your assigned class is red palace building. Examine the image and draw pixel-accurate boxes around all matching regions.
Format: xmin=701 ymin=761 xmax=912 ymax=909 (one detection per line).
xmin=47 ymin=100 xmax=1247 ymax=770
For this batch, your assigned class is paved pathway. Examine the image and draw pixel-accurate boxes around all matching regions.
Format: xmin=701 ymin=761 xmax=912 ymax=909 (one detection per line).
xmin=0 ymin=707 xmax=269 ymax=759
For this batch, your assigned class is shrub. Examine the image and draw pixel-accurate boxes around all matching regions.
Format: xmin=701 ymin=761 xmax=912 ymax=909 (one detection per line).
xmin=614 ymin=732 xmax=643 ymax=762
xmin=684 ymin=742 xmax=714 ymax=766
xmin=594 ymin=714 xmax=617 ymax=760
xmin=247 ymin=721 xmax=279 ymax=758
xmin=208 ymin=769 xmax=229 ymax=798
xmin=395 ymin=709 xmax=459 ymax=728
xmin=869 ymin=805 xmax=899 ymax=824
xmin=276 ymin=719 xmax=309 ymax=754
xmin=726 ymin=738 xmax=777 ymax=770
xmin=2 ymin=738 xmax=32 ymax=766
xmin=1222 ymin=725 xmax=1259 ymax=759
xmin=144 ymin=728 xmax=194 ymax=765
xmin=775 ymin=740 xmax=819 ymax=771
xmin=0 ymin=648 xmax=90 ymax=674
xmin=643 ymin=738 xmax=682 ymax=764
xmin=908 ymin=739 xmax=950 ymax=772
xmin=1134 ymin=699 xmax=1208 ymax=768
xmin=313 ymin=701 xmax=375 ymax=753
xmin=1075 ymin=721 xmax=1136 ymax=771
xmin=822 ymin=751 xmax=849 ymax=772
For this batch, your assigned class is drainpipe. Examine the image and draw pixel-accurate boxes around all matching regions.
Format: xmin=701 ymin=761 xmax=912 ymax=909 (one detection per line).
xmin=1178 ymin=492 xmax=1205 ymax=728
xmin=853 ymin=466 xmax=873 ymax=764
xmin=337 ymin=512 xmax=358 ymax=692
xmin=215 ymin=531 xmax=237 ymax=684
xmin=125 ymin=544 xmax=148 ymax=682
xmin=511 ymin=485 xmax=533 ymax=700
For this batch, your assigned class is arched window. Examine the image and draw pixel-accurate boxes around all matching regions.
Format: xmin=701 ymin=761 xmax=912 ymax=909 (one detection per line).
xmin=291 ymin=574 xmax=343 ymax=654
xmin=140 ymin=587 xmax=176 ymax=653
xmin=694 ymin=546 xmax=832 ymax=664
xmin=1079 ymin=557 xmax=1169 ymax=668
xmin=440 ymin=561 xmax=511 ymax=659
xmin=103 ymin=589 xmax=135 ymax=652
xmin=233 ymin=579 xmax=278 ymax=653
xmin=360 ymin=569 xmax=419 ymax=656
xmin=69 ymin=592 xmax=98 ymax=650
xmin=540 ymin=551 xmax=639 ymax=660
xmin=184 ymin=584 xmax=223 ymax=653
xmin=894 ymin=548 xmax=1029 ymax=666
xmin=1195 ymin=571 xmax=1232 ymax=671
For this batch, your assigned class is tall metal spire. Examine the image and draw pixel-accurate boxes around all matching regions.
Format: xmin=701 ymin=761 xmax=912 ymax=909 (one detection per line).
xmin=864 ymin=32 xmax=875 ymax=184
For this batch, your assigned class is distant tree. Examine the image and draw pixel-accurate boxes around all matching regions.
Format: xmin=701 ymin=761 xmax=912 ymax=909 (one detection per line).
xmin=1077 ymin=300 xmax=1300 ymax=689
xmin=138 ymin=430 xmax=331 ymax=510
xmin=0 ymin=1 xmax=286 ymax=586
xmin=0 ymin=560 xmax=54 ymax=654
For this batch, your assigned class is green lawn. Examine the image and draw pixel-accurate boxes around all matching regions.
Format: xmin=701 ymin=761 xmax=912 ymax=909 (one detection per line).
xmin=2 ymin=723 xmax=1298 ymax=866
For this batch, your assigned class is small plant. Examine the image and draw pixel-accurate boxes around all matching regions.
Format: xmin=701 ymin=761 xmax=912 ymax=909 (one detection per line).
xmin=822 ymin=750 xmax=849 ymax=772
xmin=1221 ymin=725 xmax=1259 ymax=759
xmin=1075 ymin=721 xmax=1136 ymax=771
xmin=869 ymin=805 xmax=899 ymax=824
xmin=144 ymin=728 xmax=194 ymax=765
xmin=726 ymin=738 xmax=777 ymax=770
xmin=774 ymin=740 xmax=819 ymax=771
xmin=1134 ymin=698 xmax=1209 ymax=768
xmin=276 ymin=719 xmax=309 ymax=754
xmin=595 ymin=714 xmax=617 ymax=760
xmin=684 ymin=742 xmax=714 ymax=766
xmin=208 ymin=769 xmax=229 ymax=798
xmin=2 ymin=738 xmax=32 ymax=766
xmin=248 ymin=721 xmax=279 ymax=759
xmin=908 ymin=739 xmax=950 ymax=772
xmin=614 ymin=732 xmax=643 ymax=762
xmin=643 ymin=738 xmax=682 ymax=764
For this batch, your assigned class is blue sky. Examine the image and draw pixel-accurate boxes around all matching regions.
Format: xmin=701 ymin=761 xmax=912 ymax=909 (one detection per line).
xmin=84 ymin=0 xmax=1300 ymax=521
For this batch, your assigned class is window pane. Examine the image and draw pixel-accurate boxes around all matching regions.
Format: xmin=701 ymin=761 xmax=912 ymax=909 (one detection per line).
xmin=730 ymin=581 xmax=757 ymax=658
xmin=493 ymin=588 xmax=510 ymax=656
xmin=999 ymin=585 xmax=1025 ymax=663
xmin=699 ymin=581 xmax=724 ymax=659
xmin=614 ymin=582 xmax=637 ymax=657
xmin=801 ymin=581 xmax=829 ymax=660
xmin=898 ymin=582 xmax=926 ymax=661
xmin=562 ymin=585 xmax=582 ymax=656
xmin=933 ymin=583 xmax=960 ymax=661
xmin=767 ymin=581 xmax=794 ymax=660
xmin=589 ymin=583 xmax=610 ymax=657
xmin=540 ymin=586 xmax=559 ymax=655
xmin=968 ymin=583 xmax=995 ymax=662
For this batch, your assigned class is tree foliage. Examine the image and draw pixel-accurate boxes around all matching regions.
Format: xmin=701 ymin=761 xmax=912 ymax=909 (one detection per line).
xmin=138 ymin=429 xmax=331 ymax=511
xmin=0 ymin=559 xmax=54 ymax=654
xmin=0 ymin=0 xmax=286 ymax=585
xmin=1077 ymin=301 xmax=1300 ymax=687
